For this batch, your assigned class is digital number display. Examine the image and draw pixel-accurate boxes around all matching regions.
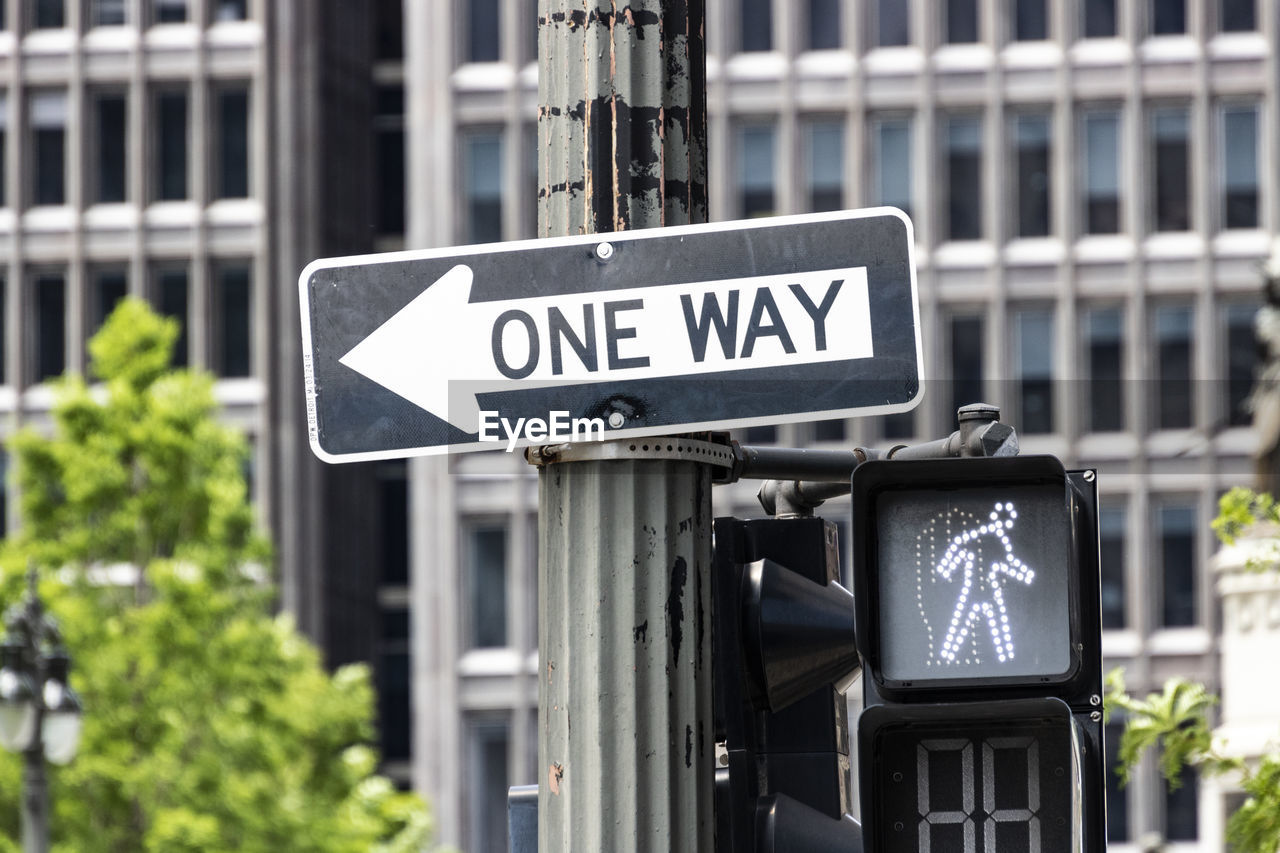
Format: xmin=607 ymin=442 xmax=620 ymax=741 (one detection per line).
xmin=870 ymin=718 xmax=1075 ymax=853
xmin=875 ymin=484 xmax=1072 ymax=683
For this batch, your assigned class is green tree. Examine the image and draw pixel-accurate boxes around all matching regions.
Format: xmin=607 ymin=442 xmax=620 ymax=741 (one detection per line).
xmin=0 ymin=299 xmax=434 ymax=852
xmin=1106 ymin=488 xmax=1280 ymax=853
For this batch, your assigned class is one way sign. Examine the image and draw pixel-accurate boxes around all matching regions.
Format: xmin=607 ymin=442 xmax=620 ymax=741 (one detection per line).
xmin=299 ymin=208 xmax=921 ymax=462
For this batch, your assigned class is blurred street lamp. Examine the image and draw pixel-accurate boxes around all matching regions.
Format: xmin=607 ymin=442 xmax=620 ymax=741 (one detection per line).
xmin=0 ymin=564 xmax=83 ymax=853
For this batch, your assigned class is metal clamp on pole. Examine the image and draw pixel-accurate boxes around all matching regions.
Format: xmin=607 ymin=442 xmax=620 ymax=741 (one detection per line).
xmin=749 ymin=404 xmax=1019 ymax=517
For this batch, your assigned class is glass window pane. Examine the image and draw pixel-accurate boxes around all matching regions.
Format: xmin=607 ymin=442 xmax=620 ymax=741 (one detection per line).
xmin=1152 ymin=108 xmax=1190 ymax=232
xmin=744 ymin=425 xmax=777 ymax=443
xmin=214 ymin=0 xmax=246 ymax=21
xmin=95 ymin=94 xmax=127 ymax=203
xmin=467 ymin=525 xmax=508 ymax=648
xmin=0 ymin=95 xmax=8 ymax=207
xmin=378 ymin=463 xmax=408 ymax=585
xmin=813 ymin=418 xmax=846 ymax=442
xmin=1099 ymin=505 xmax=1127 ymax=629
xmin=1013 ymin=0 xmax=1047 ymax=40
xmin=945 ymin=115 xmax=982 ymax=240
xmin=1085 ymin=307 xmax=1124 ymax=432
xmin=377 ymin=648 xmax=411 ymax=761
xmin=31 ymin=92 xmax=67 ymax=207
xmin=875 ymin=0 xmax=909 ymax=46
xmin=1152 ymin=0 xmax=1186 ymax=35
xmin=34 ymin=0 xmax=65 ymax=28
xmin=215 ymin=264 xmax=251 ymax=378
xmin=806 ymin=120 xmax=843 ymax=213
xmin=1084 ymin=0 xmax=1116 ymax=38
xmin=463 ymin=131 xmax=503 ymax=244
xmin=154 ymin=0 xmax=187 ymax=23
xmin=873 ymin=117 xmax=912 ymax=220
xmin=1105 ymin=720 xmax=1131 ymax=841
xmin=740 ymin=0 xmax=772 ymax=51
xmin=1221 ymin=0 xmax=1255 ymax=32
xmin=376 ymin=86 xmax=406 ymax=236
xmin=1016 ymin=309 xmax=1054 ymax=434
xmin=739 ymin=124 xmax=776 ymax=218
xmin=374 ymin=0 xmax=402 ymax=58
xmin=156 ymin=91 xmax=188 ymax=201
xmin=467 ymin=719 xmax=511 ymax=853
xmin=466 ymin=0 xmax=500 ymax=62
xmin=1226 ymin=304 xmax=1258 ymax=427
xmin=1222 ymin=106 xmax=1259 ymax=230
xmin=90 ymin=267 xmax=128 ymax=334
xmin=217 ymin=88 xmax=249 ymax=199
xmin=946 ymin=0 xmax=978 ymax=43
xmin=34 ymin=273 xmax=65 ymax=382
xmin=0 ymin=277 xmax=6 ymax=382
xmin=1164 ymin=766 xmax=1199 ymax=840
xmin=806 ymin=0 xmax=840 ymax=50
xmin=1083 ymin=111 xmax=1120 ymax=234
xmin=1157 ymin=504 xmax=1197 ymax=628
xmin=93 ymin=0 xmax=126 ymax=25
xmin=949 ymin=314 xmax=984 ymax=419
xmin=156 ymin=267 xmax=189 ymax=368
xmin=881 ymin=411 xmax=914 ymax=440
xmin=1014 ymin=112 xmax=1051 ymax=237
xmin=1155 ymin=305 xmax=1193 ymax=429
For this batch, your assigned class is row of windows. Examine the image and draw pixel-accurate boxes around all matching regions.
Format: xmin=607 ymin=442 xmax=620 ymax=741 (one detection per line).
xmin=741 ymin=102 xmax=1264 ymax=240
xmin=0 ymin=261 xmax=253 ymax=385
xmin=0 ymin=85 xmax=250 ymax=209
xmin=740 ymin=0 xmax=1258 ymax=55
xmin=0 ymin=0 xmax=248 ymax=32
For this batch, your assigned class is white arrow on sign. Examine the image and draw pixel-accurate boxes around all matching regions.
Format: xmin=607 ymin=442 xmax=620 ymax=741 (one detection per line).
xmin=339 ymin=262 xmax=874 ymax=432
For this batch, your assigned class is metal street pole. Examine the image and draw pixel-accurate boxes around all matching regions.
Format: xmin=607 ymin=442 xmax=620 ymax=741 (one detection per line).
xmin=534 ymin=2 xmax=712 ymax=850
xmin=22 ymin=731 xmax=48 ymax=853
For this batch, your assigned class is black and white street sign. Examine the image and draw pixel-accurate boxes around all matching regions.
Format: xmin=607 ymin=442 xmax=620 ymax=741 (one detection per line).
xmin=299 ymin=208 xmax=922 ymax=462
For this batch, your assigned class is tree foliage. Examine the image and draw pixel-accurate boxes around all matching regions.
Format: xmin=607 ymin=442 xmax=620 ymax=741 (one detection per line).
xmin=0 ymin=299 xmax=433 ymax=853
xmin=1105 ymin=489 xmax=1280 ymax=853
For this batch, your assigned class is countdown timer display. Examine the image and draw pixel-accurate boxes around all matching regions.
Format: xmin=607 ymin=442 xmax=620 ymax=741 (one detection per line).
xmin=874 ymin=483 xmax=1073 ymax=683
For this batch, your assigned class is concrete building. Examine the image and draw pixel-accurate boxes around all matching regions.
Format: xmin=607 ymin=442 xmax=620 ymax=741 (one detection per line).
xmin=1 ymin=0 xmax=1271 ymax=851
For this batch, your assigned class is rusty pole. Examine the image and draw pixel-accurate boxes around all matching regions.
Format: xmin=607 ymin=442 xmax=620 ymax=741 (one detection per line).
xmin=534 ymin=1 xmax=712 ymax=849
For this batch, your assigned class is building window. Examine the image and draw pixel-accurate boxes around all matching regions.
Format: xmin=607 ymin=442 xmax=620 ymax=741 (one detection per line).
xmin=1013 ymin=112 xmax=1051 ymax=237
xmin=1163 ymin=766 xmax=1199 ymax=840
xmin=465 ymin=0 xmax=500 ymax=63
xmin=33 ymin=0 xmax=65 ymax=28
xmin=377 ymin=608 xmax=411 ymax=762
xmin=0 ymin=95 xmax=8 ymax=207
xmin=31 ymin=92 xmax=67 ymax=207
xmin=33 ymin=272 xmax=66 ymax=383
xmin=1084 ymin=307 xmax=1124 ymax=432
xmin=1151 ymin=0 xmax=1186 ymax=35
xmin=738 ymin=124 xmax=776 ymax=219
xmin=1105 ymin=719 xmax=1130 ymax=841
xmin=92 ymin=0 xmax=125 ymax=25
xmin=806 ymin=0 xmax=840 ymax=50
xmin=740 ymin=0 xmax=773 ymax=51
xmin=949 ymin=314 xmax=984 ymax=420
xmin=213 ymin=263 xmax=251 ymax=378
xmin=153 ymin=266 xmax=189 ymax=368
xmin=377 ymin=462 xmax=408 ymax=586
xmin=0 ymin=277 xmax=6 ymax=381
xmin=153 ymin=0 xmax=187 ymax=24
xmin=93 ymin=93 xmax=127 ymax=204
xmin=943 ymin=114 xmax=982 ymax=241
xmin=465 ymin=524 xmax=508 ymax=649
xmin=1221 ymin=0 xmax=1255 ymax=32
xmin=1099 ymin=504 xmax=1127 ymax=629
xmin=467 ymin=718 xmax=511 ymax=853
xmin=872 ymin=0 xmax=909 ymax=46
xmin=1154 ymin=304 xmax=1193 ymax=430
xmin=1012 ymin=0 xmax=1047 ymax=40
xmin=89 ymin=267 xmax=128 ymax=338
xmin=744 ymin=425 xmax=777 ymax=444
xmin=213 ymin=0 xmax=246 ymax=22
xmin=1155 ymin=502 xmax=1197 ymax=628
xmin=881 ymin=412 xmax=914 ymax=440
xmin=215 ymin=87 xmax=249 ymax=200
xmin=1081 ymin=110 xmax=1121 ymax=234
xmin=1221 ymin=104 xmax=1259 ymax=230
xmin=155 ymin=90 xmax=189 ymax=201
xmin=805 ymin=119 xmax=843 ymax=213
xmin=375 ymin=85 xmax=406 ymax=236
xmin=461 ymin=130 xmax=503 ymax=244
xmin=1225 ymin=304 xmax=1258 ymax=428
xmin=1151 ymin=107 xmax=1190 ymax=232
xmin=813 ymin=418 xmax=846 ymax=443
xmin=870 ymin=116 xmax=912 ymax=220
xmin=1083 ymin=0 xmax=1117 ymax=38
xmin=1015 ymin=308 xmax=1055 ymax=434
xmin=374 ymin=0 xmax=402 ymax=59
xmin=945 ymin=0 xmax=978 ymax=43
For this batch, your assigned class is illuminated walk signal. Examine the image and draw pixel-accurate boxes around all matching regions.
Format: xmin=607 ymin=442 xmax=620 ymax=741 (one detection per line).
xmin=850 ymin=455 xmax=1106 ymax=853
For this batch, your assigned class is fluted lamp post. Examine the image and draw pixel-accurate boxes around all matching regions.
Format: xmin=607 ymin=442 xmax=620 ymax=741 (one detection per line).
xmin=0 ymin=564 xmax=83 ymax=853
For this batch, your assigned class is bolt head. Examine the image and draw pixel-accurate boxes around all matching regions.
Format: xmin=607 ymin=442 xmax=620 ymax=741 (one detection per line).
xmin=607 ymin=412 xmax=625 ymax=429
xmin=595 ymin=242 xmax=614 ymax=260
